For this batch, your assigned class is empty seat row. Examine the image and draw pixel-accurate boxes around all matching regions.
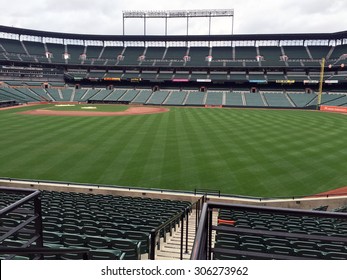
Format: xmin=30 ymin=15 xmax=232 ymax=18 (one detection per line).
xmin=43 ymin=232 xmax=142 ymax=259
xmin=214 ymin=241 xmax=347 ymax=260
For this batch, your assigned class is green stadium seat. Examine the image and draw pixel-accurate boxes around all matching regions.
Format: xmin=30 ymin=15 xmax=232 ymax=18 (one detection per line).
xmin=3 ymin=255 xmax=31 ymax=260
xmin=108 ymin=239 xmax=141 ymax=260
xmin=264 ymin=238 xmax=291 ymax=247
xmin=61 ymin=233 xmax=85 ymax=247
xmin=123 ymin=231 xmax=150 ymax=254
xmin=287 ymin=225 xmax=304 ymax=232
xmin=240 ymin=243 xmax=267 ymax=253
xmin=1 ymin=240 xmax=26 ymax=247
xmin=213 ymin=253 xmax=240 ymax=260
xmin=89 ymin=249 xmax=125 ymax=260
xmin=269 ymin=227 xmax=289 ymax=232
xmin=317 ymin=243 xmax=347 ymax=253
xmin=79 ymin=213 xmax=95 ymax=220
xmin=60 ymin=246 xmax=90 ymax=260
xmin=16 ymin=231 xmax=34 ymax=241
xmin=80 ymin=219 xmax=99 ymax=227
xmin=61 ymin=224 xmax=81 ymax=234
xmin=43 ymin=244 xmax=63 ymax=260
xmin=128 ymin=217 xmax=146 ymax=225
xmin=43 ymin=222 xmax=62 ymax=232
xmin=95 ymin=215 xmax=112 ymax=223
xmin=7 ymin=213 xmax=27 ymax=220
xmin=291 ymin=240 xmax=319 ymax=250
xmin=43 ymin=231 xmax=62 ymax=245
xmin=324 ymin=252 xmax=347 ymax=260
xmin=85 ymin=236 xmax=110 ymax=249
xmin=98 ymin=221 xmax=114 ymax=229
xmin=102 ymin=228 xmax=125 ymax=239
xmin=268 ymin=245 xmax=294 ymax=256
xmin=63 ymin=218 xmax=82 ymax=226
xmin=253 ymin=225 xmax=270 ymax=231
xmin=116 ymin=223 xmax=137 ymax=231
xmin=111 ymin=216 xmax=128 ymax=224
xmin=295 ymin=249 xmax=324 ymax=259
xmin=1 ymin=218 xmax=20 ymax=227
xmin=81 ymin=226 xmax=103 ymax=236
xmin=239 ymin=235 xmax=264 ymax=245
xmin=215 ymin=233 xmax=239 ymax=242
xmin=252 ymin=220 xmax=268 ymax=227
xmin=135 ymin=225 xmax=156 ymax=233
xmin=43 ymin=216 xmax=63 ymax=224
xmin=62 ymin=211 xmax=79 ymax=219
xmin=214 ymin=240 xmax=240 ymax=250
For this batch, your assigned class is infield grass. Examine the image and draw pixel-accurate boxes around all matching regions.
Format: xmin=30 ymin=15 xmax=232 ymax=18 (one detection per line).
xmin=1 ymin=105 xmax=347 ymax=197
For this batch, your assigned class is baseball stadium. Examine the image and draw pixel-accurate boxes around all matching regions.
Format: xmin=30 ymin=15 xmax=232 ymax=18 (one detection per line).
xmin=1 ymin=9 xmax=347 ymax=261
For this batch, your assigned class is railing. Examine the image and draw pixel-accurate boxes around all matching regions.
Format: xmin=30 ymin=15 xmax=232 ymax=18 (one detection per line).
xmin=0 ymin=186 xmax=90 ymax=260
xmin=149 ymin=195 xmax=206 ymax=260
xmin=3 ymin=177 xmax=347 ymax=201
xmin=0 ymin=177 xmax=208 ymax=197
xmin=194 ymin=188 xmax=221 ymax=197
xmin=0 ymin=186 xmax=44 ymax=260
xmin=191 ymin=202 xmax=347 ymax=260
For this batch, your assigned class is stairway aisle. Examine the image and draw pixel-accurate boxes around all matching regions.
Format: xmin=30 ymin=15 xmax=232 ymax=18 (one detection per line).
xmin=155 ymin=209 xmax=218 ymax=260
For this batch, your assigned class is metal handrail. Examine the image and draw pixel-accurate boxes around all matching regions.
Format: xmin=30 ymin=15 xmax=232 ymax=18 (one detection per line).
xmin=190 ymin=202 xmax=209 ymax=260
xmin=0 ymin=187 xmax=44 ymax=259
xmin=0 ymin=188 xmax=40 ymax=217
xmin=149 ymin=206 xmax=189 ymax=260
xmin=0 ymin=186 xmax=93 ymax=260
xmin=194 ymin=189 xmax=220 ymax=197
xmin=148 ymin=195 xmax=206 ymax=260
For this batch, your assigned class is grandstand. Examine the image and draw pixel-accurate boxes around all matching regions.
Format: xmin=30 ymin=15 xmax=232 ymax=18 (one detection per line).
xmin=0 ymin=25 xmax=346 ymax=94
xmin=1 ymin=18 xmax=347 ymax=262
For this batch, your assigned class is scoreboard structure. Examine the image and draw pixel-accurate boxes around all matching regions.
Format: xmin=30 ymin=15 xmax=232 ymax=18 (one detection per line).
xmin=122 ymin=9 xmax=235 ymax=36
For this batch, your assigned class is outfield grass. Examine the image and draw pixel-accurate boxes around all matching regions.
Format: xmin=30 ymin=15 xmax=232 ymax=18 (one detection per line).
xmin=1 ymin=105 xmax=347 ymax=197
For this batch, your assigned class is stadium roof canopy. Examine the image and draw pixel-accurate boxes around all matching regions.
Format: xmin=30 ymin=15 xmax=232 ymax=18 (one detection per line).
xmin=1 ymin=25 xmax=347 ymax=42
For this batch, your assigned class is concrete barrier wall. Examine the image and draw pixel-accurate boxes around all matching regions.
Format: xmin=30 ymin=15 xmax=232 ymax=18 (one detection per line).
xmin=1 ymin=180 xmax=347 ymax=210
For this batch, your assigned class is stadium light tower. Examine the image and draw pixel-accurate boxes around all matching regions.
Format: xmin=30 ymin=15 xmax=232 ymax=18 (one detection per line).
xmin=122 ymin=9 xmax=235 ymax=36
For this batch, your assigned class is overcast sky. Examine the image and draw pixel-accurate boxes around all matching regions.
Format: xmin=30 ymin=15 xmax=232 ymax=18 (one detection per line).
xmin=1 ymin=0 xmax=347 ymax=36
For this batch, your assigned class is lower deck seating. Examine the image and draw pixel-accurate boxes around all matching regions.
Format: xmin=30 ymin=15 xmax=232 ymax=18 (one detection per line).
xmin=185 ymin=92 xmax=206 ymax=106
xmin=0 ymin=190 xmax=191 ymax=260
xmin=213 ymin=209 xmax=347 ymax=260
xmin=244 ymin=93 xmax=265 ymax=107
xmin=164 ymin=91 xmax=187 ymax=105
xmin=287 ymin=92 xmax=317 ymax=108
xmin=263 ymin=92 xmax=293 ymax=107
xmin=1 ymin=84 xmax=344 ymax=109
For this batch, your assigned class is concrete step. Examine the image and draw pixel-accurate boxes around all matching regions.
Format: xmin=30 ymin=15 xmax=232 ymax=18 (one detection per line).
xmin=155 ymin=209 xmax=218 ymax=260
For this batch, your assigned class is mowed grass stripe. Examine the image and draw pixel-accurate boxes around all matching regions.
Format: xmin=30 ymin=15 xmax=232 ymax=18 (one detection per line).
xmin=0 ymin=115 xmax=111 ymax=179
xmin=41 ymin=116 xmax=125 ymax=181
xmin=116 ymin=114 xmax=167 ymax=186
xmin=56 ymin=115 xmax=148 ymax=183
xmin=158 ymin=108 xmax=200 ymax=189
xmin=0 ymin=114 xmax=85 ymax=169
xmin=185 ymin=109 xmax=238 ymax=188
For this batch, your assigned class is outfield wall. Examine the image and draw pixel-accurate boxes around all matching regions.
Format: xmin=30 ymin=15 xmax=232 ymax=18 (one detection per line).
xmin=1 ymin=179 xmax=347 ymax=211
xmin=320 ymin=105 xmax=347 ymax=113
